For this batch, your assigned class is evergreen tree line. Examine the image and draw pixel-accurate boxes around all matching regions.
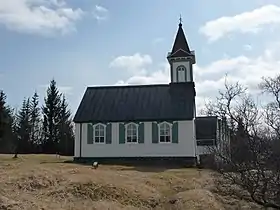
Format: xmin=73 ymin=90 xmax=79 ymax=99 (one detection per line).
xmin=0 ymin=79 xmax=74 ymax=156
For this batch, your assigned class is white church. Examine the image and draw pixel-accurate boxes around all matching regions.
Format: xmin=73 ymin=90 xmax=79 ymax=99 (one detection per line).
xmin=73 ymin=21 xmax=229 ymax=166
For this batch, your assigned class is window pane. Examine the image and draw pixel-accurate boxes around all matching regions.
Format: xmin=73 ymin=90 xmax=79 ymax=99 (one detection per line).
xmin=100 ymin=130 xmax=104 ymax=136
xmin=132 ymin=129 xmax=137 ymax=136
xmin=177 ymin=66 xmax=186 ymax=71
xmin=95 ymin=137 xmax=100 ymax=143
xmin=165 ymin=129 xmax=170 ymax=135
xmin=128 ymin=124 xmax=133 ymax=130
xmin=160 ymin=136 xmax=165 ymax=142
xmin=132 ymin=136 xmax=137 ymax=142
xmin=100 ymin=137 xmax=104 ymax=143
xmin=166 ymin=136 xmax=171 ymax=142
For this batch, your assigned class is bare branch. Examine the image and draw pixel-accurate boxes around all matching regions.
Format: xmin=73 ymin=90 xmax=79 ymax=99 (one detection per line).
xmin=205 ymin=74 xmax=280 ymax=209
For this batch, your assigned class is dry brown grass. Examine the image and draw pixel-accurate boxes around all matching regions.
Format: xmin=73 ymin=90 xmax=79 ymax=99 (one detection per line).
xmin=0 ymin=154 xmax=260 ymax=210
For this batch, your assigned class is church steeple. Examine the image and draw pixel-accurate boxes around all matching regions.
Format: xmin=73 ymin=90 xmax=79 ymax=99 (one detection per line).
xmin=167 ymin=18 xmax=196 ymax=83
xmin=168 ymin=18 xmax=195 ymax=59
xmin=170 ymin=19 xmax=191 ymax=56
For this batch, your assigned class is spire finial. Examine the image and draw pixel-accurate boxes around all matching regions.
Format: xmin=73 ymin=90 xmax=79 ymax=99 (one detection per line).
xmin=179 ymin=14 xmax=182 ymax=27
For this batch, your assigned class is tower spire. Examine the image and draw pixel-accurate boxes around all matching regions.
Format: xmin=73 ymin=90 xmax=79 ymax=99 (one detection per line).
xmin=179 ymin=14 xmax=182 ymax=27
xmin=168 ymin=18 xmax=191 ymax=57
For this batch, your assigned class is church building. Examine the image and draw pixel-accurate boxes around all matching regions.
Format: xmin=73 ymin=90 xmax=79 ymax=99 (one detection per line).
xmin=73 ymin=21 xmax=228 ymax=165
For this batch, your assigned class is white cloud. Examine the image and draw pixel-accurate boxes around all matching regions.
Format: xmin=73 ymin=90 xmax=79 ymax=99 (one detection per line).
xmin=200 ymin=5 xmax=280 ymax=42
xmin=0 ymin=0 xmax=85 ymax=36
xmin=32 ymin=0 xmax=66 ymax=7
xmin=95 ymin=5 xmax=108 ymax=13
xmin=109 ymin=53 xmax=153 ymax=74
xmin=113 ymin=42 xmax=280 ymax=112
xmin=116 ymin=63 xmax=169 ymax=85
xmin=194 ymin=47 xmax=280 ymax=98
xmin=93 ymin=5 xmax=109 ymax=21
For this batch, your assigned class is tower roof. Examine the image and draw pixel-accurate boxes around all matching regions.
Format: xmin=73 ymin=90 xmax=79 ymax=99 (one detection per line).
xmin=168 ymin=21 xmax=192 ymax=58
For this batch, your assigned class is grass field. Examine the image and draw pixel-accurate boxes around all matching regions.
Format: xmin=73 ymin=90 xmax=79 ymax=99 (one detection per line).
xmin=0 ymin=154 xmax=260 ymax=210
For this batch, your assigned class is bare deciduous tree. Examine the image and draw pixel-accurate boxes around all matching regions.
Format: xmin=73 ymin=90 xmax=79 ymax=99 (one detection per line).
xmin=203 ymin=75 xmax=280 ymax=209
xmin=260 ymin=75 xmax=280 ymax=137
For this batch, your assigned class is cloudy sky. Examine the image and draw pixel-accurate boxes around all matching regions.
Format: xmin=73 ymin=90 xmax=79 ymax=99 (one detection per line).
xmin=1 ymin=0 xmax=280 ymax=114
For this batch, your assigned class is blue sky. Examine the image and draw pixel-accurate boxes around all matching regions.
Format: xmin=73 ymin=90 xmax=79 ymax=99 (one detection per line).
xmin=1 ymin=0 xmax=280 ymax=114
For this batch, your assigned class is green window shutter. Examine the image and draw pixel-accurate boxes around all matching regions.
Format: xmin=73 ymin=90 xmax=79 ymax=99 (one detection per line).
xmin=106 ymin=123 xmax=112 ymax=144
xmin=152 ymin=122 xmax=159 ymax=143
xmin=87 ymin=123 xmax=93 ymax=144
xmin=138 ymin=123 xmax=144 ymax=144
xmin=172 ymin=122 xmax=179 ymax=143
xmin=119 ymin=123 xmax=125 ymax=144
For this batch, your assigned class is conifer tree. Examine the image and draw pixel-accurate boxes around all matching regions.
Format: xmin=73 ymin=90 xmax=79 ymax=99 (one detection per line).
xmin=14 ymin=98 xmax=32 ymax=157
xmin=42 ymin=79 xmax=62 ymax=154
xmin=58 ymin=94 xmax=74 ymax=155
xmin=0 ymin=90 xmax=15 ymax=153
xmin=30 ymin=91 xmax=41 ymax=150
xmin=0 ymin=90 xmax=7 ymax=139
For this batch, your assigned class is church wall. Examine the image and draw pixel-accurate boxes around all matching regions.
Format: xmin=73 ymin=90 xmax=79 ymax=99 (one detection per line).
xmin=74 ymin=120 xmax=197 ymax=158
xmin=74 ymin=123 xmax=81 ymax=157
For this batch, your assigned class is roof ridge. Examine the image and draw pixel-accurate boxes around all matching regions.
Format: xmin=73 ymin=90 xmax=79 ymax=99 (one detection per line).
xmin=87 ymin=84 xmax=170 ymax=89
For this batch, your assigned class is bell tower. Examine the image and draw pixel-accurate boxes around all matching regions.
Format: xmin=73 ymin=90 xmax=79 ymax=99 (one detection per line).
xmin=167 ymin=18 xmax=196 ymax=83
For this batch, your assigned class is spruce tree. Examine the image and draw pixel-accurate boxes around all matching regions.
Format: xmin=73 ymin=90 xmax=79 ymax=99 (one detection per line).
xmin=15 ymin=98 xmax=32 ymax=157
xmin=0 ymin=90 xmax=7 ymax=139
xmin=58 ymin=94 xmax=74 ymax=155
xmin=0 ymin=90 xmax=15 ymax=153
xmin=30 ymin=91 xmax=41 ymax=150
xmin=42 ymin=79 xmax=62 ymax=154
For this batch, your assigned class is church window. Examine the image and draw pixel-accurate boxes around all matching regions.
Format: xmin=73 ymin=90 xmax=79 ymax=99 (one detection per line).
xmin=176 ymin=65 xmax=186 ymax=82
xmin=126 ymin=123 xmax=138 ymax=143
xmin=93 ymin=123 xmax=106 ymax=143
xmin=159 ymin=122 xmax=172 ymax=143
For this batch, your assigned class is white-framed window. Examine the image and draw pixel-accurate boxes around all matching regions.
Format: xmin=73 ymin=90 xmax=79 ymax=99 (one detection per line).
xmin=125 ymin=123 xmax=138 ymax=143
xmin=93 ymin=123 xmax=106 ymax=143
xmin=176 ymin=65 xmax=186 ymax=82
xmin=158 ymin=122 xmax=172 ymax=143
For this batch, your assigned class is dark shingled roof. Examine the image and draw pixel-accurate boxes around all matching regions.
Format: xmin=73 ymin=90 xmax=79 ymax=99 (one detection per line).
xmin=195 ymin=116 xmax=218 ymax=140
xmin=168 ymin=23 xmax=192 ymax=58
xmin=73 ymin=82 xmax=196 ymax=123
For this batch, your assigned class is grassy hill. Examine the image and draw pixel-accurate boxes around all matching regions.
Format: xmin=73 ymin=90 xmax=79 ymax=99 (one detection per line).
xmin=0 ymin=154 xmax=260 ymax=210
